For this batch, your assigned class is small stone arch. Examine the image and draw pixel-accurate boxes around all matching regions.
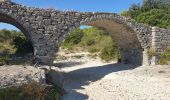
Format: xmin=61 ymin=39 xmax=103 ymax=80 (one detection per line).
xmin=0 ymin=13 xmax=35 ymax=63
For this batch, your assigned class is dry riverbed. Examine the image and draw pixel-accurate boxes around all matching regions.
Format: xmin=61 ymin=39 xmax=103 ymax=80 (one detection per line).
xmin=0 ymin=50 xmax=170 ymax=100
xmin=57 ymin=51 xmax=170 ymax=100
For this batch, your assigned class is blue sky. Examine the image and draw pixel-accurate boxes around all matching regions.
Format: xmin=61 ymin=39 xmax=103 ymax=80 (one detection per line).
xmin=0 ymin=0 xmax=143 ymax=30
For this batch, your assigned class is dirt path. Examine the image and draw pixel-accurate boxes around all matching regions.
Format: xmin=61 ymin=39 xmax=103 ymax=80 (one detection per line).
xmin=58 ymin=52 xmax=170 ymax=100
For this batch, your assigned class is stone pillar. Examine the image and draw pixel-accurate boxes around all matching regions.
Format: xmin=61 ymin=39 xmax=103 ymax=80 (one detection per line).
xmin=150 ymin=27 xmax=159 ymax=65
xmin=142 ymin=49 xmax=149 ymax=66
xmin=152 ymin=27 xmax=157 ymax=50
xmin=33 ymin=43 xmax=58 ymax=65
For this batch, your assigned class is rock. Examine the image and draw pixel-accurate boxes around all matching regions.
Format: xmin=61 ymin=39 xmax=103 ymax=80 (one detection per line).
xmin=40 ymin=66 xmax=64 ymax=87
xmin=0 ymin=65 xmax=46 ymax=88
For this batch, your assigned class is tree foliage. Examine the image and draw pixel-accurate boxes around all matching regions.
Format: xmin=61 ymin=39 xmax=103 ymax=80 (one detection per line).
xmin=62 ymin=28 xmax=84 ymax=49
xmin=121 ymin=0 xmax=170 ymax=29
xmin=0 ymin=29 xmax=33 ymax=65
xmin=0 ymin=29 xmax=33 ymax=54
xmin=122 ymin=0 xmax=170 ymax=64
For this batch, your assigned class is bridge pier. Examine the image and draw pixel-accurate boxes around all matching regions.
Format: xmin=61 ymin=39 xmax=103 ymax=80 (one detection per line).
xmin=142 ymin=49 xmax=150 ymax=66
xmin=33 ymin=42 xmax=59 ymax=65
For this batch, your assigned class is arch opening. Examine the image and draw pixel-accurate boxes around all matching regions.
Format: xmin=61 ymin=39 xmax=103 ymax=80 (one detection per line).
xmin=57 ymin=19 xmax=144 ymax=66
xmin=55 ymin=25 xmax=121 ymax=67
xmin=0 ymin=22 xmax=34 ymax=65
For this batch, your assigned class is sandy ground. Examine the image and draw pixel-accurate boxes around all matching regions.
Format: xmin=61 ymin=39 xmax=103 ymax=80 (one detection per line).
xmin=58 ymin=52 xmax=170 ymax=100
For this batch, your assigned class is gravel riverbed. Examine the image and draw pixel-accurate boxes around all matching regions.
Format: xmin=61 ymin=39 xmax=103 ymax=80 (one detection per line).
xmin=59 ymin=52 xmax=170 ymax=100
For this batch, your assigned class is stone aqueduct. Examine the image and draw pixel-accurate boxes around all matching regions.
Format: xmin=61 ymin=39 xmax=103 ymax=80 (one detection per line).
xmin=0 ymin=1 xmax=170 ymax=65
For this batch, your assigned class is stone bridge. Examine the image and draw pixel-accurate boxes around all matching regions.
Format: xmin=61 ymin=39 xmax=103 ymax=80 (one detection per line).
xmin=0 ymin=1 xmax=170 ymax=65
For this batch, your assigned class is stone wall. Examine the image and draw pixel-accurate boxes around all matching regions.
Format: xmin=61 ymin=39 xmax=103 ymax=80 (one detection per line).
xmin=0 ymin=1 xmax=169 ymax=65
xmin=152 ymin=27 xmax=170 ymax=52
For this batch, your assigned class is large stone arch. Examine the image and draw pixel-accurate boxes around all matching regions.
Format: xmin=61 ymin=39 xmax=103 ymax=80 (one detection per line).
xmin=58 ymin=12 xmax=152 ymax=65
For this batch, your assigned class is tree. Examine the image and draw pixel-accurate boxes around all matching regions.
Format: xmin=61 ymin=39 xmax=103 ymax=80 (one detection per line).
xmin=128 ymin=3 xmax=141 ymax=18
xmin=62 ymin=28 xmax=84 ymax=48
xmin=135 ymin=9 xmax=170 ymax=29
xmin=121 ymin=0 xmax=170 ymax=29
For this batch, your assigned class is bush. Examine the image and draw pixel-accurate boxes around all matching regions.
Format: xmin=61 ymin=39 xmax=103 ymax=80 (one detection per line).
xmin=0 ymin=55 xmax=10 ymax=66
xmin=0 ymin=81 xmax=64 ymax=100
xmin=61 ymin=27 xmax=121 ymax=62
xmin=0 ymin=29 xmax=33 ymax=55
xmin=13 ymin=36 xmax=33 ymax=54
xmin=0 ymin=29 xmax=34 ymax=65
xmin=121 ymin=0 xmax=170 ymax=29
xmin=147 ymin=48 xmax=157 ymax=58
xmin=135 ymin=9 xmax=170 ymax=29
xmin=100 ymin=43 xmax=120 ymax=62
xmin=88 ymin=46 xmax=100 ymax=53
xmin=159 ymin=48 xmax=170 ymax=65
xmin=62 ymin=28 xmax=84 ymax=49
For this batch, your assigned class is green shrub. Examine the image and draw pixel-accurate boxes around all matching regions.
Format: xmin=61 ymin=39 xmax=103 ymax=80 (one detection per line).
xmin=0 ymin=29 xmax=33 ymax=55
xmin=88 ymin=46 xmax=100 ymax=53
xmin=62 ymin=28 xmax=84 ymax=49
xmin=0 ymin=29 xmax=33 ymax=65
xmin=135 ymin=9 xmax=170 ymax=29
xmin=159 ymin=48 xmax=170 ymax=65
xmin=147 ymin=48 xmax=157 ymax=58
xmin=121 ymin=0 xmax=170 ymax=29
xmin=100 ymin=43 xmax=120 ymax=62
xmin=85 ymin=39 xmax=95 ymax=46
xmin=0 ymin=81 xmax=64 ymax=100
xmin=0 ymin=55 xmax=10 ymax=65
xmin=61 ymin=27 xmax=121 ymax=62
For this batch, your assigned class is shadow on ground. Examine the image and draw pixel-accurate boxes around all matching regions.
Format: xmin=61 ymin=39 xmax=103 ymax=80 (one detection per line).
xmin=53 ymin=61 xmax=84 ymax=68
xmin=61 ymin=63 xmax=140 ymax=100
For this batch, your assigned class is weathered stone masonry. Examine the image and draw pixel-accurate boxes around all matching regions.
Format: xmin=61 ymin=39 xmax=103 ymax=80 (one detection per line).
xmin=0 ymin=1 xmax=169 ymax=65
xmin=152 ymin=27 xmax=170 ymax=52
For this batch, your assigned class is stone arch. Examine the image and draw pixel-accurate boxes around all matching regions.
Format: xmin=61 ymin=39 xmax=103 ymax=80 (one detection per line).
xmin=0 ymin=13 xmax=35 ymax=62
xmin=60 ymin=13 xmax=152 ymax=65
